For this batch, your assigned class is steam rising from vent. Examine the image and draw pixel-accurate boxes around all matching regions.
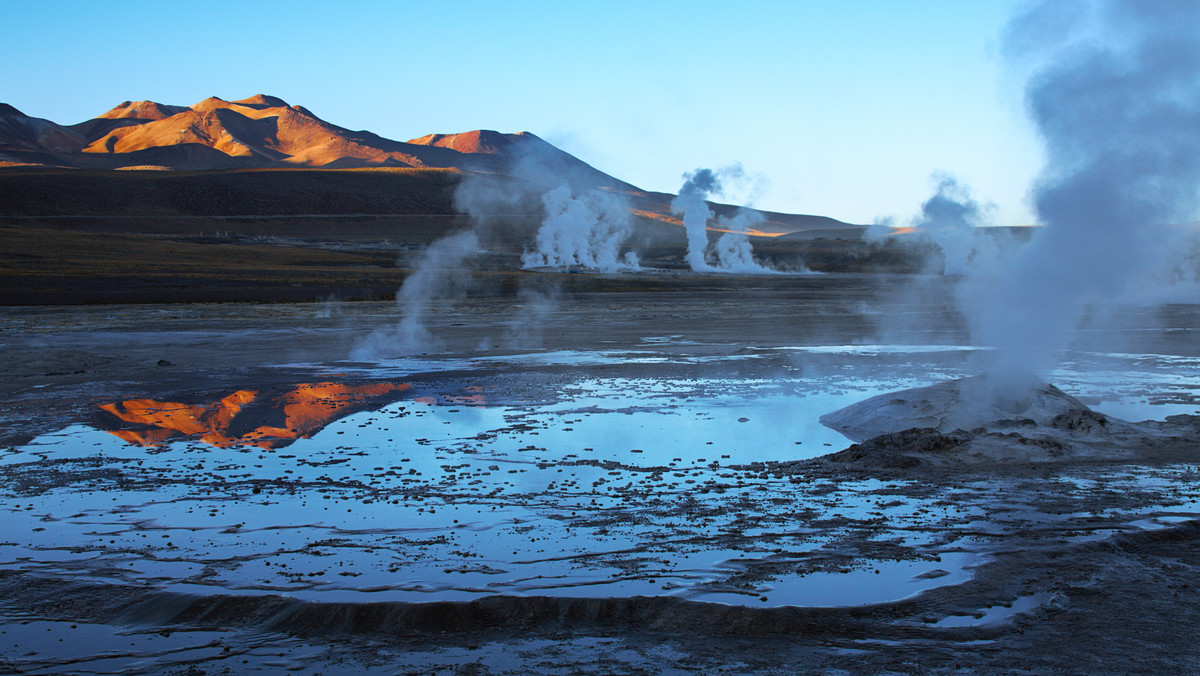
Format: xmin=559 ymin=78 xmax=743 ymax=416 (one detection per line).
xmin=521 ymin=185 xmax=639 ymax=271
xmin=476 ymin=287 xmax=561 ymax=351
xmin=712 ymin=209 xmax=782 ymax=274
xmin=350 ymin=230 xmax=480 ymax=360
xmin=672 ymin=168 xmax=721 ymax=271
xmin=911 ymin=175 xmax=996 ymax=275
xmin=671 ymin=165 xmax=777 ymax=273
xmin=967 ymin=0 xmax=1200 ymax=397
xmin=351 ymin=134 xmax=641 ymax=358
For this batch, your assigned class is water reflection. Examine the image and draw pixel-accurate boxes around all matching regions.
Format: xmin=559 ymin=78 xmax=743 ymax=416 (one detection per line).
xmin=22 ymin=346 xmax=1200 ymax=613
xmin=96 ymin=382 xmax=413 ymax=449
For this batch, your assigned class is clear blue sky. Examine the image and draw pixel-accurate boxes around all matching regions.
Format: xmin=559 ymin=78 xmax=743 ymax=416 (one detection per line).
xmin=1 ymin=0 xmax=1041 ymax=226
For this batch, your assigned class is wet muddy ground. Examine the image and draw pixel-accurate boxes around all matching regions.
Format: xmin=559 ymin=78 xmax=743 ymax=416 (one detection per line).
xmin=1 ymin=275 xmax=1199 ymax=674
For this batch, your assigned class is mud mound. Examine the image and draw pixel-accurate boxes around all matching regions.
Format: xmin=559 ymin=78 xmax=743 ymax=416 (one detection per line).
xmin=818 ymin=377 xmax=1200 ymax=469
xmin=820 ymin=376 xmax=1104 ymax=442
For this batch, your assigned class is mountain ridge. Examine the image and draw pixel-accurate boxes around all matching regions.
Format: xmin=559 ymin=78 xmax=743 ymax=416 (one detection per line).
xmin=0 ymin=95 xmax=865 ymax=236
xmin=0 ymin=95 xmax=586 ymax=178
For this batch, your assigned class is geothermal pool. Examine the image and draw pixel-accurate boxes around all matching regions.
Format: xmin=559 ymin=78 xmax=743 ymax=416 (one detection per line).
xmin=1 ymin=294 xmax=1199 ymax=673
xmin=3 ymin=342 xmax=1198 ymax=612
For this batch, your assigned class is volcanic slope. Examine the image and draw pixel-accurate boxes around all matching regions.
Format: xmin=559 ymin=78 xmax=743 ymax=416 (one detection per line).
xmin=0 ymin=95 xmax=867 ymax=235
xmin=78 ymin=95 xmax=497 ymax=171
xmin=0 ymin=94 xmax=894 ymax=305
xmin=0 ymin=95 xmax=599 ymax=181
xmin=0 ymin=103 xmax=86 ymax=166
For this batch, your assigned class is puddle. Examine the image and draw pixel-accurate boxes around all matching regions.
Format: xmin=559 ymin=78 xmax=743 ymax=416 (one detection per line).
xmin=0 ymin=614 xmax=333 ymax=674
xmin=934 ymin=592 xmax=1055 ymax=627
xmin=2 ymin=346 xmax=1200 ymax=614
xmin=1125 ymin=514 xmax=1199 ymax=530
xmin=688 ymin=551 xmax=976 ymax=607
xmin=1051 ymin=351 xmax=1200 ymax=420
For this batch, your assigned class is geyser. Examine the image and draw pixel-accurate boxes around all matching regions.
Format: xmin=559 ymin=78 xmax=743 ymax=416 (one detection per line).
xmin=521 ymin=184 xmax=639 ymax=271
xmin=962 ymin=0 xmax=1200 ymax=398
xmin=835 ymin=0 xmax=1200 ymax=459
xmin=908 ymin=174 xmax=1008 ymax=276
xmin=352 ymin=137 xmax=644 ymax=358
xmin=351 ymin=230 xmax=481 ymax=359
xmin=671 ymin=165 xmax=777 ymax=273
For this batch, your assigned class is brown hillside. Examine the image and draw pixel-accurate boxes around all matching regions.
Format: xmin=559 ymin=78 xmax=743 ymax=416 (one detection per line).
xmin=97 ymin=100 xmax=189 ymax=120
xmin=2 ymin=95 xmax=863 ymax=239
xmin=72 ymin=100 xmax=192 ymax=145
xmin=408 ymin=130 xmax=522 ymax=154
xmin=74 ymin=95 xmax=488 ymax=170
xmin=0 ymin=104 xmax=86 ymax=160
xmin=2 ymin=96 xmax=640 ymax=192
xmin=231 ymin=94 xmax=289 ymax=109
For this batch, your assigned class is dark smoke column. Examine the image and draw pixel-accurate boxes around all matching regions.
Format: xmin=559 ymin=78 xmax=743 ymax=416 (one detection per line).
xmin=966 ymin=0 xmax=1200 ymax=396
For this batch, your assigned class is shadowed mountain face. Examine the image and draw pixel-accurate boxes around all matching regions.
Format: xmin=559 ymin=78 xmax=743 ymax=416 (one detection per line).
xmin=0 ymin=104 xmax=86 ymax=163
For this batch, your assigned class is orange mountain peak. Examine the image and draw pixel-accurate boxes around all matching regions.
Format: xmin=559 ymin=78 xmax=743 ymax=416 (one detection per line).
xmin=191 ymin=96 xmax=234 ymax=113
xmin=97 ymin=100 xmax=188 ymax=121
xmin=407 ymin=129 xmax=524 ymax=155
xmin=232 ymin=94 xmax=290 ymax=109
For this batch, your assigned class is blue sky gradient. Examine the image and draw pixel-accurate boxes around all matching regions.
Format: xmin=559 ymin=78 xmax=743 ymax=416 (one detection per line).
xmin=1 ymin=0 xmax=1041 ymax=225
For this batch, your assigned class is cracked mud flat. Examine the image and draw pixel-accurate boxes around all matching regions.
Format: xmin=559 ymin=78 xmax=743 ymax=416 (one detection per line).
xmin=1 ymin=282 xmax=1200 ymax=674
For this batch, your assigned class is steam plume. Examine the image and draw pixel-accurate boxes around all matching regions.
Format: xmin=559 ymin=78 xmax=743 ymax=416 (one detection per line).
xmin=351 ymin=135 xmax=644 ymax=358
xmin=672 ymin=167 xmax=722 ymax=271
xmin=968 ymin=0 xmax=1200 ymax=395
xmin=912 ymin=175 xmax=994 ymax=275
xmin=712 ymin=209 xmax=780 ymax=274
xmin=671 ymin=165 xmax=776 ymax=273
xmin=521 ymin=185 xmax=639 ymax=271
xmin=350 ymin=230 xmax=480 ymax=359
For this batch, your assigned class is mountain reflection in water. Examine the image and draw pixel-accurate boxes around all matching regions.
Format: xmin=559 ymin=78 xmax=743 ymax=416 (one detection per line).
xmin=96 ymin=382 xmax=412 ymax=449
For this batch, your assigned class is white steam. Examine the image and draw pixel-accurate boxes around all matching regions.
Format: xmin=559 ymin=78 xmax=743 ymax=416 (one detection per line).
xmin=712 ymin=209 xmax=781 ymax=274
xmin=966 ymin=0 xmax=1200 ymax=396
xmin=672 ymin=168 xmax=721 ymax=271
xmin=350 ymin=230 xmax=481 ymax=359
xmin=351 ymin=136 xmax=644 ymax=358
xmin=909 ymin=175 xmax=1008 ymax=276
xmin=671 ymin=166 xmax=777 ymax=273
xmin=521 ymin=185 xmax=639 ymax=271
